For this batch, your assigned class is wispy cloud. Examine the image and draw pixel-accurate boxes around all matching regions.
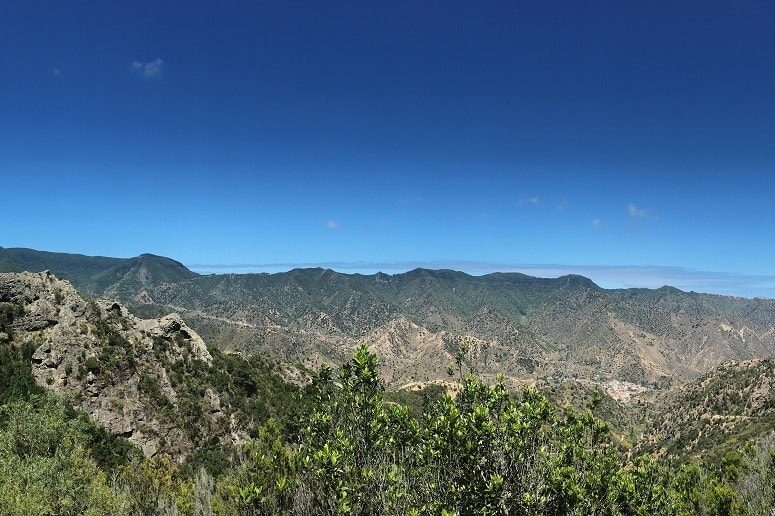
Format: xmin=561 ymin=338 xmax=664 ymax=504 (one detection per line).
xmin=325 ymin=219 xmax=340 ymax=230
xmin=52 ymin=68 xmax=62 ymax=76
xmin=627 ymin=203 xmax=658 ymax=220
xmin=518 ymin=196 xmax=540 ymax=207
xmin=591 ymin=218 xmax=602 ymax=229
xmin=131 ymin=58 xmax=164 ymax=79
xmin=187 ymin=260 xmax=775 ymax=299
xmin=557 ymin=200 xmax=569 ymax=212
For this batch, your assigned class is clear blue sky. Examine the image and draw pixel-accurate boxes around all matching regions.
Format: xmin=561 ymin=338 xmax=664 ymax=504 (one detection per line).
xmin=2 ymin=1 xmax=775 ymax=296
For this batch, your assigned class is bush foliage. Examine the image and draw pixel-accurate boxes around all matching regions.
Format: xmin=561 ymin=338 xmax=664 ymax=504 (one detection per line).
xmin=0 ymin=345 xmax=772 ymax=515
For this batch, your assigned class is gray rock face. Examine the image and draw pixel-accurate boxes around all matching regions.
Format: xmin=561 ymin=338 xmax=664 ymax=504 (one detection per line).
xmin=138 ymin=313 xmax=212 ymax=365
xmin=0 ymin=271 xmax=238 ymax=462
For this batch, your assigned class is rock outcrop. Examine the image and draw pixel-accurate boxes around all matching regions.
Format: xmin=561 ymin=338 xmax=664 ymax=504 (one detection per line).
xmin=0 ymin=271 xmax=240 ymax=460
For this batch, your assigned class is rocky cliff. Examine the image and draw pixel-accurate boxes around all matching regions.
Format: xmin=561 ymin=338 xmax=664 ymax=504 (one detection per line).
xmin=0 ymin=271 xmax=245 ymax=460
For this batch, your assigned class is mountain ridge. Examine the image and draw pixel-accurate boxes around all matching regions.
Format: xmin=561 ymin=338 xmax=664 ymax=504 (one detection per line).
xmin=2 ymin=246 xmax=774 ymax=390
xmin=5 ymin=245 xmax=773 ymax=300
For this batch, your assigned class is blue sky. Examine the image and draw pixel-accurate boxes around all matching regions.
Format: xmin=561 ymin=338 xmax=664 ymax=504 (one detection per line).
xmin=2 ymin=1 xmax=775 ymax=297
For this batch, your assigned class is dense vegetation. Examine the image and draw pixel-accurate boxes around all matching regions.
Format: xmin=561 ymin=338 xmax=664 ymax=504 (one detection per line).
xmin=1 ymin=321 xmax=773 ymax=515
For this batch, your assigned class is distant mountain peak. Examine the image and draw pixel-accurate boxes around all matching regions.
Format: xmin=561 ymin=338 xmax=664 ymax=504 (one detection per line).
xmin=132 ymin=253 xmax=194 ymax=271
xmin=402 ymin=268 xmax=470 ymax=280
xmin=557 ymin=274 xmax=599 ymax=289
xmin=657 ymin=285 xmax=683 ymax=294
xmin=88 ymin=253 xmax=198 ymax=295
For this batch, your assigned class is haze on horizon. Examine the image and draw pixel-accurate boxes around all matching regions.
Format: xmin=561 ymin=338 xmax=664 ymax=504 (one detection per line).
xmin=3 ymin=1 xmax=775 ymax=297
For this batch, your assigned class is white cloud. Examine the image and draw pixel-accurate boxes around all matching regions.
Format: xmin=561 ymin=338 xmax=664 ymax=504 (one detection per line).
xmin=131 ymin=58 xmax=164 ymax=79
xmin=591 ymin=218 xmax=602 ymax=229
xmin=628 ymin=203 xmax=657 ymax=220
xmin=557 ymin=200 xmax=569 ymax=211
xmin=325 ymin=219 xmax=340 ymax=230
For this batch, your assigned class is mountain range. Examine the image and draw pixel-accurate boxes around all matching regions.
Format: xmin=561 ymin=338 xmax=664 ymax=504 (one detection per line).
xmin=2 ymin=246 xmax=774 ymax=394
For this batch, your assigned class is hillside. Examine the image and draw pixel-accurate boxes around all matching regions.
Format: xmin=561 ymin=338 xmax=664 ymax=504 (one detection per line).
xmin=0 ymin=271 xmax=297 ymax=461
xmin=3 ymin=247 xmax=775 ymax=392
xmin=0 ymin=247 xmax=126 ymax=286
xmin=84 ymin=253 xmax=198 ymax=300
xmin=637 ymin=358 xmax=775 ymax=460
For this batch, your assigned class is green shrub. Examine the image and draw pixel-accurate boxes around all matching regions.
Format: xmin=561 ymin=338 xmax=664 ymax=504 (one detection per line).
xmin=0 ymin=342 xmax=43 ymax=404
xmin=84 ymin=356 xmax=100 ymax=373
xmin=0 ymin=302 xmax=23 ymax=332
xmin=0 ymin=396 xmax=130 ymax=514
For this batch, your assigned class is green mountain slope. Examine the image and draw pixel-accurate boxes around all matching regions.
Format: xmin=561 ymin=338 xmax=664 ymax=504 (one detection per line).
xmin=0 ymin=247 xmax=126 ymax=286
xmin=638 ymin=358 xmax=775 ymax=460
xmin=84 ymin=253 xmax=199 ymax=298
